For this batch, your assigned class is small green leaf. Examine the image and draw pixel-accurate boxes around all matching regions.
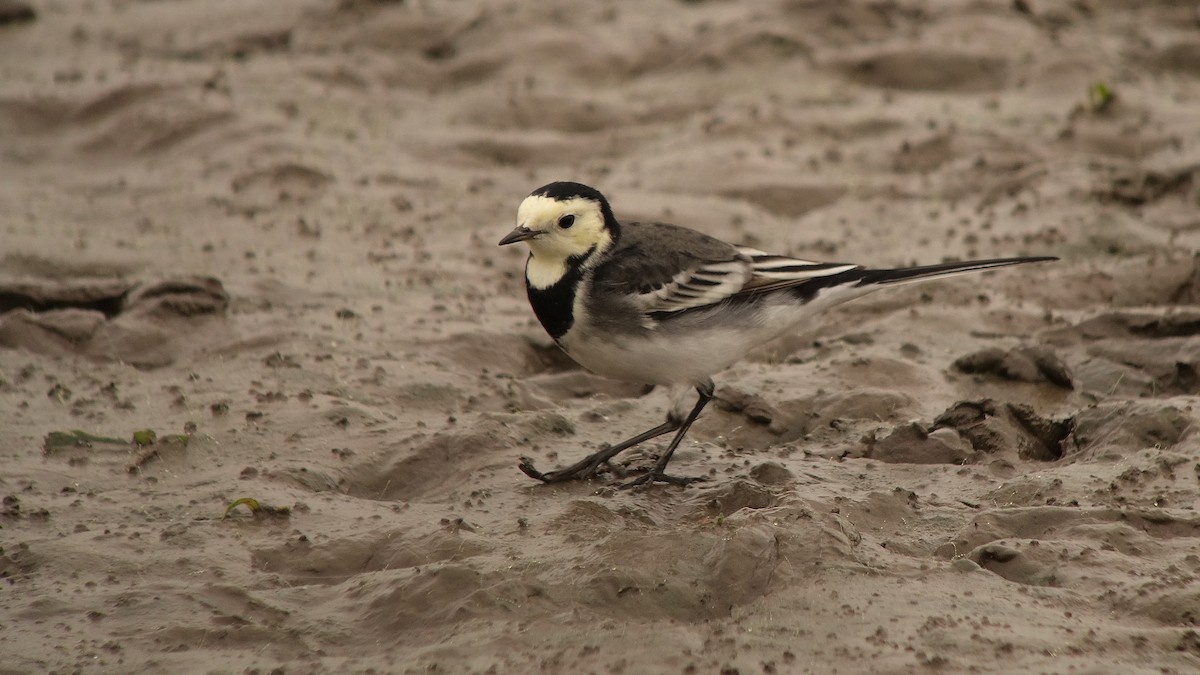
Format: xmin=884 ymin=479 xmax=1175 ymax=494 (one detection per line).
xmin=223 ymin=497 xmax=291 ymax=520
xmin=132 ymin=429 xmax=157 ymax=447
xmin=224 ymin=497 xmax=262 ymax=518
xmin=1088 ymin=82 xmax=1114 ymax=112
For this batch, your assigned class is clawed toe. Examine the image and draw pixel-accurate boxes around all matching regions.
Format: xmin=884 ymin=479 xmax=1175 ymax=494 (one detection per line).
xmin=520 ymin=453 xmax=705 ymax=488
xmin=518 ymin=457 xmax=551 ymax=482
xmin=518 ymin=455 xmax=614 ymax=484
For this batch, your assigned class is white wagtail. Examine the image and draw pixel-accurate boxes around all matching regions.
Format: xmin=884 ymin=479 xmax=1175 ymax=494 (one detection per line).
xmin=499 ymin=181 xmax=1056 ymax=488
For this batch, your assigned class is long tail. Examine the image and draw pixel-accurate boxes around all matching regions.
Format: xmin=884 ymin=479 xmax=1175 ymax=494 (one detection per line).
xmin=790 ymin=256 xmax=1058 ymax=304
xmin=858 ymin=256 xmax=1059 ymax=286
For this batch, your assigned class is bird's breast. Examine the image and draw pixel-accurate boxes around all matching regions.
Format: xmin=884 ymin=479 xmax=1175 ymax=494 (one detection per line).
xmin=525 ymin=257 xmax=583 ymax=341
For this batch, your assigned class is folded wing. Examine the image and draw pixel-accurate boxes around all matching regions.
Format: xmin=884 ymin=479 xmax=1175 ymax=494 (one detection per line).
xmin=598 ymin=223 xmax=1056 ymax=317
xmin=633 ymin=247 xmax=861 ymax=314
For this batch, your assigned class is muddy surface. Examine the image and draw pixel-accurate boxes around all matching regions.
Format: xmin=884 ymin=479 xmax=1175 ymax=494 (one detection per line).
xmin=2 ymin=1 xmax=1198 ymax=673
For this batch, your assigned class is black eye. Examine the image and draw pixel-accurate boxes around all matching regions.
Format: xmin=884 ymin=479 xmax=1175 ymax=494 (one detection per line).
xmin=558 ymin=214 xmax=576 ymax=229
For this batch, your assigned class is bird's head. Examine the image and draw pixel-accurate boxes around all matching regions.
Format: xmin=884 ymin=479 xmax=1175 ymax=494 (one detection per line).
xmin=499 ymin=182 xmax=617 ymax=262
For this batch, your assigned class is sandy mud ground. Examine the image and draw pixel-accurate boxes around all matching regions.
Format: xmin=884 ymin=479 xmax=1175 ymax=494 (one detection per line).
xmin=2 ymin=0 xmax=1200 ymax=672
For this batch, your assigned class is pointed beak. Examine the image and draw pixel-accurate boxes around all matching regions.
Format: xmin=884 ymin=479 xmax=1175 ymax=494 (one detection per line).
xmin=498 ymin=225 xmax=539 ymax=246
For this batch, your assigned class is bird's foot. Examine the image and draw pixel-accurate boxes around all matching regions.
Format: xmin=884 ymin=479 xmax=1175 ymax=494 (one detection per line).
xmin=518 ymin=454 xmax=614 ymax=483
xmin=618 ymin=470 xmax=707 ymax=490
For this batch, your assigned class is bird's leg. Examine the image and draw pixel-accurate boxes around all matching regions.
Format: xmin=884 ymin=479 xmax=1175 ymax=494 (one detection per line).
xmin=519 ymin=380 xmax=715 ymax=486
xmin=619 ymin=380 xmax=714 ymax=489
xmin=518 ymin=421 xmax=679 ymax=483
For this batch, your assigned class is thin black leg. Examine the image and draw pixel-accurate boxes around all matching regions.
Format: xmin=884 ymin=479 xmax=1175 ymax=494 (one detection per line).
xmin=519 ymin=421 xmax=679 ymax=483
xmin=518 ymin=380 xmax=715 ymax=486
xmin=618 ymin=383 xmax=713 ymax=489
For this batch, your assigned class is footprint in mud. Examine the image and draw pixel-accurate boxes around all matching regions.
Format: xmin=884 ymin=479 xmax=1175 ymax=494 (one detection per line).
xmin=0 ymin=275 xmax=230 ymax=368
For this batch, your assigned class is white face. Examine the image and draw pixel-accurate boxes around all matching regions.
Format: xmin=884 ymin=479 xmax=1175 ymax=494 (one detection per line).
xmin=515 ymin=195 xmax=611 ymax=262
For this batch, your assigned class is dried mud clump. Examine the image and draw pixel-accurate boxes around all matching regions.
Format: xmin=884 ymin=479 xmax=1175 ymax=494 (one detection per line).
xmin=863 ymin=399 xmax=1072 ymax=464
xmin=953 ymin=346 xmax=1074 ymax=389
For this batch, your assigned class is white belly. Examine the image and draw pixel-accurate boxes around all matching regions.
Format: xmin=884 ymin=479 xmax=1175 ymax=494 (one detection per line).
xmin=558 ymin=309 xmax=800 ymax=387
xmin=558 ymin=331 xmax=729 ymax=385
xmin=556 ymin=281 xmax=873 ymax=386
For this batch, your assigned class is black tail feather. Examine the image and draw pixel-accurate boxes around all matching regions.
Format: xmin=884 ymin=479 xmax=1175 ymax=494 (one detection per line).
xmin=860 ymin=256 xmax=1059 ymax=285
xmin=790 ymin=256 xmax=1057 ymax=302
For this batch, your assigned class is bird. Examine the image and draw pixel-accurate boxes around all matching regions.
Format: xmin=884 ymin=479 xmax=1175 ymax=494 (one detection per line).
xmin=499 ymin=181 xmax=1057 ymax=488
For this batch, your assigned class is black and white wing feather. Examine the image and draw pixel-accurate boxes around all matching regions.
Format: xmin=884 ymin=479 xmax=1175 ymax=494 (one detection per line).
xmin=633 ymin=248 xmax=865 ymax=313
xmin=592 ymin=221 xmax=1056 ymax=318
xmin=734 ymin=247 xmax=860 ymax=293
xmin=592 ymin=222 xmax=865 ymax=315
xmin=632 ymin=258 xmax=751 ymax=312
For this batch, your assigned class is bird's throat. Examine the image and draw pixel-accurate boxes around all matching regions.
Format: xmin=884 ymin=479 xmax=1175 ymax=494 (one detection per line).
xmin=524 ymin=248 xmax=594 ymax=341
xmin=526 ymin=253 xmax=569 ymax=290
